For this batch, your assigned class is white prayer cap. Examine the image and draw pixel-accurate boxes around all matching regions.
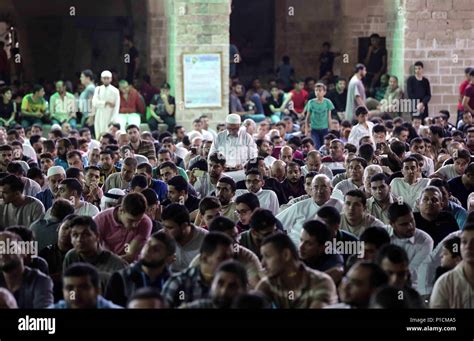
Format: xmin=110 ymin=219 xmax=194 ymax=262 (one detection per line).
xmin=47 ymin=166 xmax=66 ymax=178
xmin=187 ymin=131 xmax=203 ymax=143
xmin=101 ymin=70 xmax=112 ymax=78
xmin=226 ymin=114 xmax=241 ymax=125
xmin=51 ymin=124 xmax=61 ymax=131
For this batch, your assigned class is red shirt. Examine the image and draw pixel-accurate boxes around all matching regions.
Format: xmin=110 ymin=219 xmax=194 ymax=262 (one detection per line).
xmin=464 ymin=83 xmax=474 ymax=112
xmin=94 ymin=207 xmax=152 ymax=261
xmin=290 ymin=89 xmax=308 ymax=113
xmin=119 ymin=88 xmax=145 ymax=114
xmin=458 ymin=80 xmax=470 ymax=111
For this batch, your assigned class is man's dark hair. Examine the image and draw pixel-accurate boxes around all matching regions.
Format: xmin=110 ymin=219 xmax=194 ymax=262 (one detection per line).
xmin=151 ymin=230 xmax=177 ymax=256
xmin=65 ymin=167 xmax=82 ymax=180
xmin=249 ymin=208 xmax=276 ymax=232
xmin=387 ymin=202 xmax=412 ymax=223
xmin=390 ymin=140 xmax=407 ymax=157
xmin=161 ymin=204 xmax=190 ymax=225
xmin=370 ymin=172 xmax=389 ymax=185
xmin=235 ymin=192 xmax=260 ymax=211
xmin=69 ymin=216 xmax=99 ymax=235
xmin=128 ymin=287 xmax=164 ymax=305
xmin=6 ymin=162 xmax=25 ymax=176
xmin=372 ymin=124 xmax=386 ymax=134
xmin=7 ymin=129 xmax=19 ymax=139
xmin=208 ymin=216 xmax=236 ymax=233
xmin=360 ymin=226 xmax=390 ymax=249
xmin=414 ymin=61 xmax=424 ymax=68
xmin=216 ymin=260 xmax=248 ymax=288
xmin=50 ymin=198 xmax=75 ymax=221
xmin=217 ymin=176 xmax=236 ymax=193
xmin=199 ymin=196 xmax=221 ymax=215
xmin=61 ymin=178 xmax=83 ymax=196
xmin=159 ymin=161 xmax=178 ymax=172
xmin=465 ymin=162 xmax=474 ymax=176
xmin=208 ymin=152 xmax=226 ymax=166
xmin=358 ymin=144 xmax=374 ymax=163
xmin=375 ymin=244 xmax=409 ymax=266
xmin=64 ymin=263 xmax=100 ymax=289
xmin=6 ymin=226 xmax=34 ymax=242
xmin=0 ymin=174 xmax=25 ymax=193
xmin=130 ymin=174 xmax=148 ymax=189
xmin=301 ymin=137 xmax=315 ymax=146
xmin=261 ymin=233 xmax=298 ymax=260
xmin=27 ymin=167 xmax=43 ymax=181
xmin=200 ymin=232 xmax=233 ymax=256
xmin=126 ymin=124 xmax=140 ymax=132
xmin=443 ymin=236 xmax=461 ymax=258
xmin=355 ymin=106 xmax=369 ymax=117
xmin=302 ymin=220 xmax=332 ymax=245
xmin=345 ymin=189 xmax=367 ymax=206
xmin=429 ymin=125 xmax=444 ymax=138
xmin=245 ymin=169 xmax=261 ymax=178
xmin=317 ymin=206 xmax=341 ymax=226
xmin=168 ymin=175 xmax=188 ymax=193
xmin=354 ymin=63 xmax=366 ymax=73
xmin=121 ymin=192 xmax=147 ymax=216
xmin=81 ymin=69 xmax=95 ymax=81
xmin=29 ymin=134 xmax=42 ymax=145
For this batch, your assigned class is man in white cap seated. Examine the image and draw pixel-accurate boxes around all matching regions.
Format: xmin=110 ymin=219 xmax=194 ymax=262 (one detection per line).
xmin=208 ymin=114 xmax=258 ymax=173
xmin=90 ymin=70 xmax=120 ymax=139
xmin=35 ymin=165 xmax=66 ymax=211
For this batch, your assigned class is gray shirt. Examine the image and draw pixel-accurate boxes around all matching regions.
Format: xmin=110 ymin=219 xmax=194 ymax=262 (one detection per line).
xmin=172 ymin=225 xmax=208 ymax=273
xmin=0 ymin=196 xmax=45 ymax=229
xmin=30 ymin=217 xmax=61 ymax=251
xmin=346 ymin=75 xmax=366 ymax=120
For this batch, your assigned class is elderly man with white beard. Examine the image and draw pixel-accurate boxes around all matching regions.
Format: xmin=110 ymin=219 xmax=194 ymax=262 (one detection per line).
xmin=276 ymin=174 xmax=343 ymax=246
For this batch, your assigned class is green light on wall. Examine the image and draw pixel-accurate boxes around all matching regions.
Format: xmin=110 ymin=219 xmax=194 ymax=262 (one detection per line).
xmin=389 ymin=0 xmax=405 ymax=89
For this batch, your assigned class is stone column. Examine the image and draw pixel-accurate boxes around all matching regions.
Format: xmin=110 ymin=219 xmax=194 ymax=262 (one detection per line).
xmin=165 ymin=0 xmax=231 ymax=131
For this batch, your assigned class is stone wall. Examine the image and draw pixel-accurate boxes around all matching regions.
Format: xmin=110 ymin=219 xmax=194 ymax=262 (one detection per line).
xmin=147 ymin=0 xmax=168 ymax=85
xmin=403 ymin=0 xmax=474 ymax=117
xmin=165 ymin=0 xmax=231 ymax=131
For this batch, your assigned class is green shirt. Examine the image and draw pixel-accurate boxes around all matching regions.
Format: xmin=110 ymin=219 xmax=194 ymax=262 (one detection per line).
xmin=305 ymin=98 xmax=334 ymax=129
xmin=21 ymin=93 xmax=47 ymax=114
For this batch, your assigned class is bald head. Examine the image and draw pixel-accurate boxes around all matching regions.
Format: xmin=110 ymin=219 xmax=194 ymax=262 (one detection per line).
xmin=280 ymin=146 xmax=293 ymax=163
xmin=306 ymin=150 xmax=322 ymax=172
xmin=271 ymin=160 xmax=286 ymax=181
xmin=311 ymin=174 xmax=333 ymax=206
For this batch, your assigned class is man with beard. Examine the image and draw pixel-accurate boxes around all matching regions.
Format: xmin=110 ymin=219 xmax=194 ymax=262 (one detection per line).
xmin=35 ymin=166 xmax=66 ymax=211
xmin=0 ymin=231 xmax=53 ymax=308
xmin=180 ymin=260 xmax=248 ymax=308
xmin=90 ymin=70 xmax=120 ymax=139
xmin=334 ymin=157 xmax=366 ymax=196
xmin=193 ymin=152 xmax=227 ymax=198
xmin=0 ymin=144 xmax=13 ymax=172
xmin=161 ymin=203 xmax=208 ymax=272
xmin=321 ymin=139 xmax=345 ymax=171
xmin=388 ymin=203 xmax=433 ymax=288
xmin=54 ymin=138 xmax=74 ymax=170
xmin=126 ymin=124 xmax=156 ymax=159
xmin=256 ymin=233 xmax=337 ymax=308
xmin=98 ymin=150 xmax=117 ymax=186
xmin=215 ymin=177 xmax=238 ymax=223
xmin=103 ymin=157 xmax=137 ymax=193
xmin=256 ymin=139 xmax=277 ymax=168
xmin=281 ymin=162 xmax=305 ymax=201
xmin=367 ymin=173 xmax=397 ymax=224
xmin=161 ymin=232 xmax=233 ymax=307
xmin=277 ymin=174 xmax=343 ymax=246
xmin=105 ymin=231 xmax=176 ymax=307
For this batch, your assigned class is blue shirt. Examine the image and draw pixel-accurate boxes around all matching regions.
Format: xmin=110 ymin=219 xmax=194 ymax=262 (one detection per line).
xmin=150 ymin=178 xmax=168 ymax=202
xmin=50 ymin=295 xmax=123 ymax=309
xmin=35 ymin=188 xmax=54 ymax=211
xmin=448 ymin=201 xmax=467 ymax=229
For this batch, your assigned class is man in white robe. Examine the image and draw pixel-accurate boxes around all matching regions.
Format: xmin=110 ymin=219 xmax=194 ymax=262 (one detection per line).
xmin=91 ymin=70 xmax=120 ymax=139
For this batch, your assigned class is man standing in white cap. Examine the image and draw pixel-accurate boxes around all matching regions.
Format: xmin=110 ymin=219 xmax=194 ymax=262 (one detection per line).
xmin=208 ymin=113 xmax=257 ymax=172
xmin=90 ymin=70 xmax=120 ymax=139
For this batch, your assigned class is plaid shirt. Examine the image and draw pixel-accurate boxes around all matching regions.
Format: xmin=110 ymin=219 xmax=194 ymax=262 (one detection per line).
xmin=161 ymin=266 xmax=210 ymax=308
xmin=129 ymin=140 xmax=156 ymax=159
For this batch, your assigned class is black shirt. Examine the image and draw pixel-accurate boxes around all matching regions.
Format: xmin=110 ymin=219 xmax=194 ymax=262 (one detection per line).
xmin=236 ymin=176 xmax=288 ymax=205
xmin=448 ymin=176 xmax=473 ymax=209
xmin=265 ymin=93 xmax=284 ymax=116
xmin=0 ymin=100 xmax=14 ymax=120
xmin=326 ymin=89 xmax=347 ymax=113
xmin=414 ymin=211 xmax=459 ymax=247
xmin=281 ymin=177 xmax=306 ymax=201
xmin=319 ymin=51 xmax=336 ymax=78
xmin=162 ymin=194 xmax=200 ymax=213
xmin=407 ymin=76 xmax=431 ymax=116
xmin=150 ymin=94 xmax=176 ymax=118
xmin=366 ymin=47 xmax=387 ymax=73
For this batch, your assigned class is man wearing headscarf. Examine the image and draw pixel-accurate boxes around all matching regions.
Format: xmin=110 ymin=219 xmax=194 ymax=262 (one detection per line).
xmin=90 ymin=70 xmax=120 ymax=139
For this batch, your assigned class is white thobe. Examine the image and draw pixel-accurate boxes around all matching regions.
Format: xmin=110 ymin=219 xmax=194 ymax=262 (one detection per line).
xmin=92 ymin=84 xmax=120 ymax=139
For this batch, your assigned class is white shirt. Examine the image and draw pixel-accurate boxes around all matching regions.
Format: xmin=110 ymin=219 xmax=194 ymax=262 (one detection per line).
xmin=417 ymin=230 xmax=461 ymax=296
xmin=44 ymin=201 xmax=99 ymax=219
xmin=264 ymin=155 xmax=277 ymax=168
xmin=209 ymin=130 xmax=258 ymax=168
xmin=348 ymin=121 xmax=374 ymax=147
xmin=434 ymin=164 xmax=459 ymax=181
xmin=276 ymin=197 xmax=343 ymax=246
xmin=235 ymin=189 xmax=279 ymax=216
xmin=339 ymin=213 xmax=386 ymax=237
xmin=389 ymin=177 xmax=430 ymax=210
xmin=175 ymin=146 xmax=189 ymax=160
xmin=22 ymin=143 xmax=37 ymax=162
xmin=22 ymin=177 xmax=41 ymax=197
xmin=334 ymin=178 xmax=359 ymax=196
xmin=406 ymin=152 xmax=434 ymax=176
xmin=189 ymin=129 xmax=214 ymax=142
xmin=430 ymin=262 xmax=474 ymax=308
xmin=391 ymin=229 xmax=434 ymax=288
